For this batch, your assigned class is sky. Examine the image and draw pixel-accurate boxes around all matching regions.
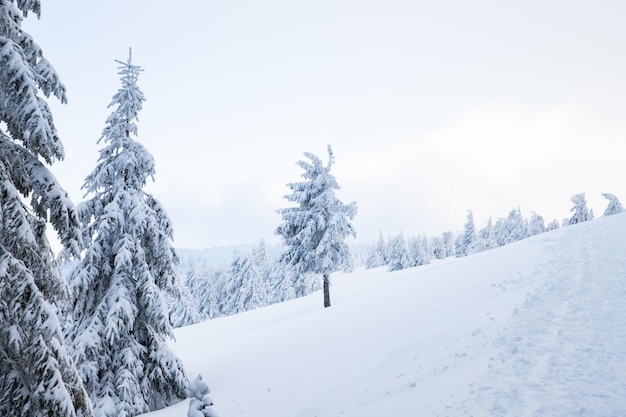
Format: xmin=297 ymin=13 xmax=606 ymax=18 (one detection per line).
xmin=22 ymin=0 xmax=626 ymax=249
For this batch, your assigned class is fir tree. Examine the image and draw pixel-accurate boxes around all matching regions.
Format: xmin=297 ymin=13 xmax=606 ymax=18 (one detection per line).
xmin=365 ymin=230 xmax=388 ymax=269
xmin=408 ymin=236 xmax=430 ymax=267
xmin=441 ymin=231 xmax=455 ymax=258
xmin=252 ymin=239 xmax=285 ymax=305
xmin=430 ymin=235 xmax=446 ymax=260
xmin=0 ymin=3 xmax=93 ymax=416
xmin=181 ymin=257 xmax=221 ymax=321
xmin=546 ymin=219 xmax=560 ymax=231
xmin=473 ymin=217 xmax=496 ymax=253
xmin=166 ymin=276 xmax=200 ymax=328
xmin=275 ymin=145 xmax=357 ymax=308
xmin=387 ymin=233 xmax=411 ymax=272
xmin=66 ymin=50 xmax=187 ymax=417
xmin=602 ymin=193 xmax=623 ymax=216
xmin=456 ymin=210 xmax=476 ymax=257
xmin=527 ymin=211 xmax=546 ymax=236
xmin=224 ymin=253 xmax=268 ymax=315
xmin=567 ymin=192 xmax=593 ymax=225
xmin=492 ymin=207 xmax=528 ymax=247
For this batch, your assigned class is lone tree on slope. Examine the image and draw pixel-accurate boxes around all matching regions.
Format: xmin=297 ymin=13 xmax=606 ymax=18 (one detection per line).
xmin=66 ymin=50 xmax=187 ymax=417
xmin=0 ymin=3 xmax=93 ymax=417
xmin=276 ymin=145 xmax=357 ymax=308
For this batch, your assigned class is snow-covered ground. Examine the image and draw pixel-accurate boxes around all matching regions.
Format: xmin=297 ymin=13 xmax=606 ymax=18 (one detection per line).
xmin=147 ymin=213 xmax=626 ymax=417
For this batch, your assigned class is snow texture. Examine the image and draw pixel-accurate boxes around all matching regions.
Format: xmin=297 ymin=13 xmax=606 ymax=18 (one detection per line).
xmin=144 ymin=212 xmax=626 ymax=417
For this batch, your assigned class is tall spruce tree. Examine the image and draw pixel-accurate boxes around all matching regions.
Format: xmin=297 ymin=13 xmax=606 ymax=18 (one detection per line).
xmin=275 ymin=145 xmax=357 ymax=308
xmin=0 ymin=2 xmax=93 ymax=416
xmin=66 ymin=50 xmax=187 ymax=417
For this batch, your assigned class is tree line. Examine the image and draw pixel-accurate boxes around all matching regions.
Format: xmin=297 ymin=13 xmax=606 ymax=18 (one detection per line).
xmin=365 ymin=191 xmax=622 ymax=272
xmin=162 ymin=192 xmax=622 ymax=330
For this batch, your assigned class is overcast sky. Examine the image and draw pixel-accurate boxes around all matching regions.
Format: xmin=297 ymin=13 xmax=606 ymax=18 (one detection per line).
xmin=24 ymin=0 xmax=626 ymax=249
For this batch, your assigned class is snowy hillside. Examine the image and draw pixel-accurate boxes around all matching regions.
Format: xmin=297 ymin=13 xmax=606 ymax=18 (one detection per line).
xmin=147 ymin=213 xmax=626 ymax=417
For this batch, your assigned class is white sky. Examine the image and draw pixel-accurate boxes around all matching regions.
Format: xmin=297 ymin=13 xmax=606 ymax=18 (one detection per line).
xmin=24 ymin=0 xmax=626 ymax=249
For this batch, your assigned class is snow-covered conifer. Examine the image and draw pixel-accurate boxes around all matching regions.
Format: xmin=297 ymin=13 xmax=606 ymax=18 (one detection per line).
xmin=365 ymin=231 xmax=388 ymax=269
xmin=408 ymin=236 xmax=430 ymax=267
xmin=471 ymin=217 xmax=496 ymax=254
xmin=441 ymin=231 xmax=455 ymax=258
xmin=456 ymin=210 xmax=476 ymax=257
xmin=420 ymin=235 xmax=433 ymax=260
xmin=166 ymin=276 xmax=200 ymax=328
xmin=387 ymin=233 xmax=411 ymax=271
xmin=275 ymin=145 xmax=357 ymax=308
xmin=602 ymin=193 xmax=623 ymax=216
xmin=430 ymin=236 xmax=446 ymax=260
xmin=0 ymin=3 xmax=93 ymax=416
xmin=546 ymin=219 xmax=560 ymax=231
xmin=223 ymin=253 xmax=268 ymax=315
xmin=66 ymin=51 xmax=187 ymax=417
xmin=268 ymin=264 xmax=298 ymax=304
xmin=493 ymin=207 xmax=528 ymax=246
xmin=567 ymin=193 xmax=593 ymax=225
xmin=505 ymin=207 xmax=528 ymax=243
xmin=527 ymin=211 xmax=545 ymax=236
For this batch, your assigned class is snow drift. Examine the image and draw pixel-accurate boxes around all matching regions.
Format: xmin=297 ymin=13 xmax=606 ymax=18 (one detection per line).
xmin=146 ymin=213 xmax=626 ymax=417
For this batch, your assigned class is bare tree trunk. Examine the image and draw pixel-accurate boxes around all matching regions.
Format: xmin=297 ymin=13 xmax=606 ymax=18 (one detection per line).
xmin=323 ymin=274 xmax=331 ymax=308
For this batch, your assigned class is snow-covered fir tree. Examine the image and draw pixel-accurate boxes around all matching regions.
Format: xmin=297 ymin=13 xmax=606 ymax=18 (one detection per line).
xmin=275 ymin=145 xmax=357 ymax=308
xmin=387 ymin=233 xmax=411 ymax=271
xmin=430 ymin=235 xmax=446 ymax=260
xmin=494 ymin=207 xmax=528 ymax=246
xmin=0 ymin=3 xmax=93 ymax=416
xmin=252 ymin=239 xmax=292 ymax=305
xmin=567 ymin=192 xmax=593 ymax=225
xmin=420 ymin=235 xmax=433 ymax=261
xmin=212 ymin=268 xmax=231 ymax=318
xmin=365 ymin=230 xmax=389 ymax=269
xmin=166 ymin=274 xmax=200 ymax=328
xmin=471 ymin=217 xmax=496 ymax=254
xmin=456 ymin=210 xmax=476 ymax=257
xmin=408 ymin=236 xmax=430 ymax=267
xmin=441 ymin=231 xmax=456 ymax=258
xmin=527 ymin=211 xmax=546 ymax=236
xmin=223 ymin=253 xmax=268 ymax=316
xmin=268 ymin=263 xmax=297 ymax=304
xmin=602 ymin=193 xmax=623 ymax=216
xmin=66 ymin=50 xmax=187 ymax=417
xmin=546 ymin=218 xmax=560 ymax=231
xmin=182 ymin=257 xmax=223 ymax=321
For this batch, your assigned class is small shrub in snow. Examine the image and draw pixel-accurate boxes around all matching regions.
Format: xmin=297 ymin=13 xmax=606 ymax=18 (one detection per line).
xmin=187 ymin=375 xmax=218 ymax=417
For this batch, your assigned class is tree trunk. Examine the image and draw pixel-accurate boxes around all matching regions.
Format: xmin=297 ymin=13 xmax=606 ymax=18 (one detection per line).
xmin=323 ymin=274 xmax=331 ymax=308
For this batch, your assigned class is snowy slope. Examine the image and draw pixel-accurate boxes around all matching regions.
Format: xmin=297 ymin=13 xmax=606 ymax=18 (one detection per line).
xmin=147 ymin=213 xmax=626 ymax=417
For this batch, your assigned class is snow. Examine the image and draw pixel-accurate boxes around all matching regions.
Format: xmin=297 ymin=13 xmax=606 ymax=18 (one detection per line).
xmin=145 ymin=213 xmax=626 ymax=416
